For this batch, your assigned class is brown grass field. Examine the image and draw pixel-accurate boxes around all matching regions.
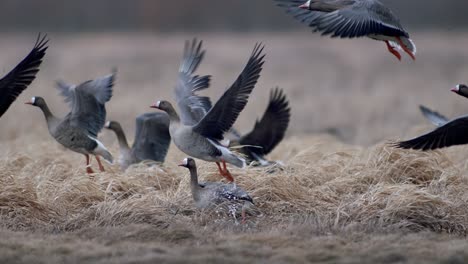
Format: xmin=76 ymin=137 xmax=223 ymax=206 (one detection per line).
xmin=2 ymin=32 xmax=468 ymax=263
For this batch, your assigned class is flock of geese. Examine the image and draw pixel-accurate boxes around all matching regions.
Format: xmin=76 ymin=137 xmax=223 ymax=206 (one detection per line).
xmin=0 ymin=0 xmax=465 ymax=222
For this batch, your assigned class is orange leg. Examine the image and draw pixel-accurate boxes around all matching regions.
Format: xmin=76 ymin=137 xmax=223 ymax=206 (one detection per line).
xmin=215 ymin=161 xmax=234 ymax=182
xmin=85 ymin=154 xmax=94 ymax=174
xmin=396 ymin=37 xmax=416 ymax=61
xmin=95 ymin=156 xmax=105 ymax=172
xmin=222 ymin=160 xmax=234 ymax=183
xmin=385 ymin=41 xmax=401 ymax=61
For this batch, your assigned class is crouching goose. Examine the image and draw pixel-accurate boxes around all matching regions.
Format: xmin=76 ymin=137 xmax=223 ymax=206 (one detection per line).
xmin=26 ymin=71 xmax=115 ymax=173
xmin=275 ymin=0 xmax=416 ymax=61
xmin=228 ymin=87 xmax=291 ymax=166
xmin=151 ymin=40 xmax=265 ymax=182
xmin=179 ymin=158 xmax=254 ymax=223
xmin=396 ymin=84 xmax=468 ymax=150
xmin=105 ymin=112 xmax=171 ymax=170
xmin=0 ymin=34 xmax=48 ymax=119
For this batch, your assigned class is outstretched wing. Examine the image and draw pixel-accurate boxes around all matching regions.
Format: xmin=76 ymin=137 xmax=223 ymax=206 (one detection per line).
xmin=396 ymin=116 xmax=468 ymax=150
xmin=174 ymin=39 xmax=212 ymax=125
xmin=275 ymin=0 xmax=408 ymax=38
xmin=419 ymin=105 xmax=449 ymax=127
xmin=192 ymin=44 xmax=265 ymax=141
xmin=67 ymin=71 xmax=116 ymax=137
xmin=239 ymin=87 xmax=291 ymax=156
xmin=0 ymin=34 xmax=48 ymax=117
xmin=133 ymin=112 xmax=171 ymax=162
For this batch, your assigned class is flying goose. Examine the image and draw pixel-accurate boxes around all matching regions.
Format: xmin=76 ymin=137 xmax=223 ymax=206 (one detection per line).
xmin=275 ymin=0 xmax=416 ymax=61
xmin=228 ymin=87 xmax=291 ymax=166
xmin=0 ymin=34 xmax=48 ymax=118
xmin=105 ymin=112 xmax=171 ymax=170
xmin=179 ymin=157 xmax=254 ymax=223
xmin=26 ymin=71 xmax=115 ymax=173
xmin=151 ymin=40 xmax=265 ymax=182
xmin=396 ymin=84 xmax=468 ymax=150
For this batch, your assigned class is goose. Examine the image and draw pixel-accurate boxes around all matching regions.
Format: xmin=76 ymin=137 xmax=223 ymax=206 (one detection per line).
xmin=151 ymin=40 xmax=265 ymax=182
xmin=275 ymin=0 xmax=416 ymax=61
xmin=419 ymin=105 xmax=449 ymax=127
xmin=179 ymin=157 xmax=254 ymax=223
xmin=171 ymin=40 xmax=290 ymax=167
xmin=228 ymin=87 xmax=291 ymax=166
xmin=105 ymin=112 xmax=171 ymax=170
xmin=396 ymin=84 xmax=468 ymax=150
xmin=25 ymin=71 xmax=115 ymax=173
xmin=0 ymin=34 xmax=48 ymax=118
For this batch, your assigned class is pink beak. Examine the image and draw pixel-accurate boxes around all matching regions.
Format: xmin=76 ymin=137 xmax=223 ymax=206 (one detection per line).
xmin=299 ymin=3 xmax=309 ymax=9
xmin=24 ymin=101 xmax=33 ymax=105
xmin=451 ymin=87 xmax=459 ymax=93
xmin=150 ymin=105 xmax=158 ymax=109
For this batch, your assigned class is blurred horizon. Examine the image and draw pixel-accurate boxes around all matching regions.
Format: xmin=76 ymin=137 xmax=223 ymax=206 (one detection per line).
xmin=2 ymin=0 xmax=468 ymax=33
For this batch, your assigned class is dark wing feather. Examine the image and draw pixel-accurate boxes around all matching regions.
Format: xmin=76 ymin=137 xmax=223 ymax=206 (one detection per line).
xmin=175 ymin=39 xmax=212 ymax=126
xmin=274 ymin=0 xmax=408 ymax=38
xmin=132 ymin=112 xmax=171 ymax=162
xmin=396 ymin=116 xmax=468 ymax=151
xmin=192 ymin=44 xmax=265 ymax=141
xmin=67 ymin=71 xmax=115 ymax=137
xmin=239 ymin=87 xmax=291 ymax=156
xmin=419 ymin=105 xmax=449 ymax=127
xmin=0 ymin=34 xmax=48 ymax=117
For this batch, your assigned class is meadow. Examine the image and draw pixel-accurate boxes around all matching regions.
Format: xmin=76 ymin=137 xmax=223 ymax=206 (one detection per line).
xmin=1 ymin=32 xmax=468 ymax=263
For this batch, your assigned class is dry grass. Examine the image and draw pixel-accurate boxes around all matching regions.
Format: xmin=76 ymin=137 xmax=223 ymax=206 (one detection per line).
xmin=2 ymin=33 xmax=468 ymax=263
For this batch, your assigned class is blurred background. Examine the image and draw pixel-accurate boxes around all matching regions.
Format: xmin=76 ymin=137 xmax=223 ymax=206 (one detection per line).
xmin=1 ymin=0 xmax=468 ymax=147
xmin=1 ymin=0 xmax=468 ymax=32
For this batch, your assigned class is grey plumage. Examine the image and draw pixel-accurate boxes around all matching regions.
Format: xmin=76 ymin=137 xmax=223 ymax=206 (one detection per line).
xmin=181 ymin=158 xmax=253 ymax=220
xmin=27 ymin=71 xmax=116 ymax=173
xmin=419 ymin=105 xmax=449 ymax=127
xmin=106 ymin=112 xmax=171 ymax=170
xmin=0 ymin=34 xmax=48 ymax=118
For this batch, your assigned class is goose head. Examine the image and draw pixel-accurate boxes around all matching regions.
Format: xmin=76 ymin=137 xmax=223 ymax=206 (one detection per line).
xmin=25 ymin=96 xmax=46 ymax=108
xmin=451 ymin=84 xmax=468 ymax=99
xmin=178 ymin=157 xmax=196 ymax=169
xmin=104 ymin=120 xmax=119 ymax=130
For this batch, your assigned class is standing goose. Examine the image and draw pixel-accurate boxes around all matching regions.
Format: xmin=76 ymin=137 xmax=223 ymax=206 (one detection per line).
xmin=179 ymin=158 xmax=254 ymax=223
xmin=105 ymin=112 xmax=171 ymax=170
xmin=151 ymin=41 xmax=265 ymax=182
xmin=274 ymin=0 xmax=416 ymax=61
xmin=396 ymin=84 xmax=468 ymax=150
xmin=228 ymin=87 xmax=291 ymax=166
xmin=0 ymin=34 xmax=48 ymax=118
xmin=26 ymin=71 xmax=115 ymax=173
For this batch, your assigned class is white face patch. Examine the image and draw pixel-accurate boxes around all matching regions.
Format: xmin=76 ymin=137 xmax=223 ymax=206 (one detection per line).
xmin=156 ymin=101 xmax=161 ymax=108
xmin=182 ymin=158 xmax=189 ymax=166
xmin=104 ymin=121 xmax=111 ymax=128
xmin=31 ymin=97 xmax=36 ymax=104
xmin=456 ymin=84 xmax=461 ymax=91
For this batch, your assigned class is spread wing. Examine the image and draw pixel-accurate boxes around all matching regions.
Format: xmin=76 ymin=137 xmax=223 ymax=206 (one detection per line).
xmin=275 ymin=0 xmax=408 ymax=38
xmin=132 ymin=112 xmax=171 ymax=162
xmin=396 ymin=116 xmax=468 ymax=150
xmin=192 ymin=44 xmax=265 ymax=141
xmin=239 ymin=87 xmax=291 ymax=156
xmin=174 ymin=39 xmax=212 ymax=125
xmin=0 ymin=34 xmax=48 ymax=118
xmin=419 ymin=105 xmax=449 ymax=127
xmin=66 ymin=71 xmax=116 ymax=137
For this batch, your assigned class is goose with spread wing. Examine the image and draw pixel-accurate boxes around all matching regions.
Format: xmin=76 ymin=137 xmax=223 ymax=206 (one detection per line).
xmin=0 ymin=34 xmax=48 ymax=118
xmin=26 ymin=71 xmax=115 ymax=173
xmin=397 ymin=84 xmax=468 ymax=150
xmin=151 ymin=40 xmax=265 ymax=182
xmin=274 ymin=0 xmax=416 ymax=61
xmin=105 ymin=112 xmax=171 ymax=170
